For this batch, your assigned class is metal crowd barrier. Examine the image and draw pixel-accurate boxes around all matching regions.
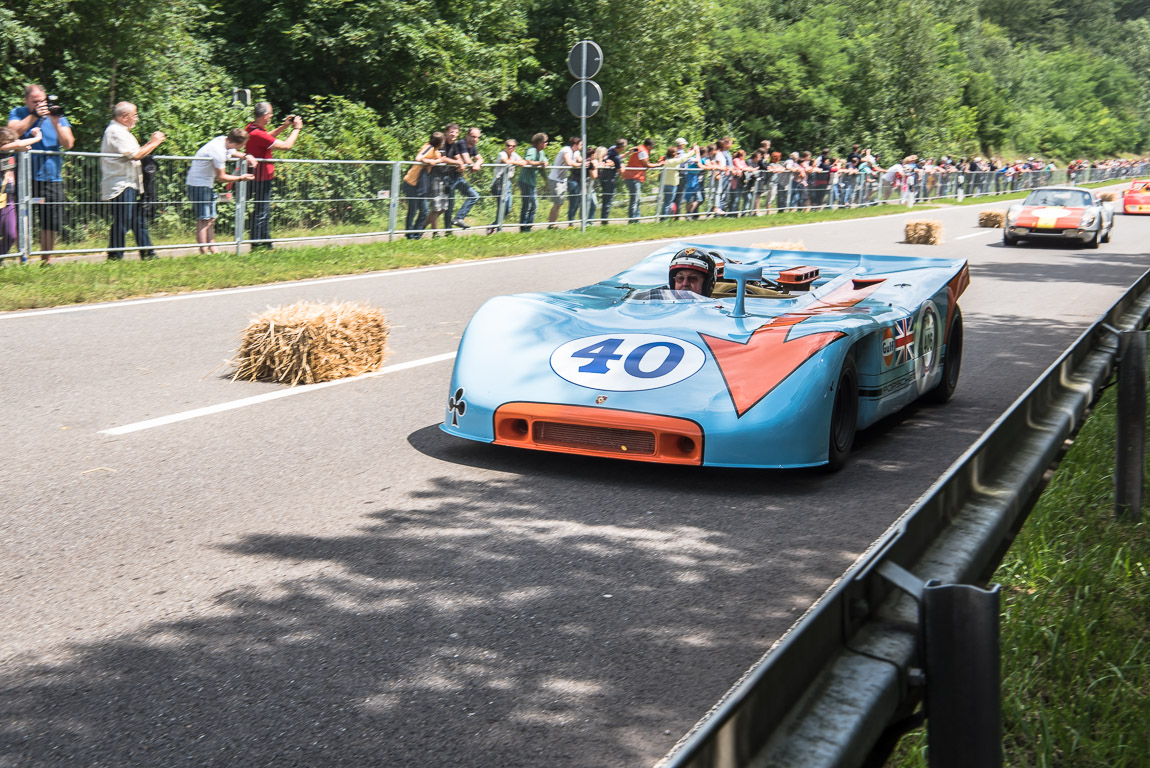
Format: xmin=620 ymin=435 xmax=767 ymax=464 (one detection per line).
xmin=2 ymin=149 xmax=1144 ymax=261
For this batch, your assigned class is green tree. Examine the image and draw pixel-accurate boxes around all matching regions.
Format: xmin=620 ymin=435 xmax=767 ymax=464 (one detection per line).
xmin=705 ymin=3 xmax=853 ymax=151
xmin=209 ymin=0 xmax=531 ymax=141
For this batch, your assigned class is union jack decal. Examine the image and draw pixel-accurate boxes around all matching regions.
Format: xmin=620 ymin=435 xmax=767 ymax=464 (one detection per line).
xmin=894 ymin=317 xmax=915 ymax=365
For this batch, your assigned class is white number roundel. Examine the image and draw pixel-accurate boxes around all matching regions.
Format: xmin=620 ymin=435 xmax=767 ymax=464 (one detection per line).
xmin=550 ymin=333 xmax=706 ymax=391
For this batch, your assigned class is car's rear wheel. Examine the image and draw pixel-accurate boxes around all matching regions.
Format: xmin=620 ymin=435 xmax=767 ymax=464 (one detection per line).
xmin=924 ymin=306 xmax=963 ymax=404
xmin=1101 ymin=226 xmax=1111 ymax=244
xmin=826 ymin=353 xmax=858 ymax=472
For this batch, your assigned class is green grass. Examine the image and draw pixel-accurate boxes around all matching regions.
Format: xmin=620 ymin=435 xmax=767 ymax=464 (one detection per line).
xmin=889 ymin=388 xmax=1150 ymax=767
xmin=0 ymin=204 xmax=913 ymax=311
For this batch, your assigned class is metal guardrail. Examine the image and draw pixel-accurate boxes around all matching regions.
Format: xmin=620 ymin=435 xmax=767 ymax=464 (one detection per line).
xmin=658 ymin=268 xmax=1150 ymax=768
xmin=3 ymin=148 xmax=1143 ymax=261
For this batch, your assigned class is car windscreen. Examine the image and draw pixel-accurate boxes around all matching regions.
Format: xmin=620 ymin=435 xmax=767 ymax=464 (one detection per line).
xmin=627 ymin=288 xmax=714 ymax=303
xmin=1024 ymin=190 xmax=1091 ymax=207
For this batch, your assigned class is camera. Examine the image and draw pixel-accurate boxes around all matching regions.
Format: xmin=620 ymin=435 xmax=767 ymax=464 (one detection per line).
xmin=38 ymin=95 xmax=64 ymax=117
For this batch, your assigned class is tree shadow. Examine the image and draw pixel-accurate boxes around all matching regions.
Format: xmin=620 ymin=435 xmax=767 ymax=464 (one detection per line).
xmin=0 ymin=467 xmax=858 ymax=768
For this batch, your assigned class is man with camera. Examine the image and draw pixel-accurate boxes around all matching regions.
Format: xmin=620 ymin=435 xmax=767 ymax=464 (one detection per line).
xmin=100 ymin=102 xmax=165 ymax=260
xmin=244 ymin=102 xmax=302 ymax=250
xmin=7 ymin=84 xmax=74 ymax=264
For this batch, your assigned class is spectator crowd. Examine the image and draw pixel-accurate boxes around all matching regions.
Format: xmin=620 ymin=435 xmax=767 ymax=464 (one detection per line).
xmin=3 ymin=81 xmax=1148 ymax=260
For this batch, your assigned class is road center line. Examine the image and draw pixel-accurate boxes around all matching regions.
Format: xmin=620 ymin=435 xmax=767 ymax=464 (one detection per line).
xmin=955 ymin=230 xmax=997 ymax=240
xmin=100 ymin=352 xmax=456 ymax=436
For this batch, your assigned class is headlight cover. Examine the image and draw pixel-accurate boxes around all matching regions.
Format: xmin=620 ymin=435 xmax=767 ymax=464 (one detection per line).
xmin=1006 ymin=204 xmax=1022 ymax=224
xmin=1080 ymin=210 xmax=1097 ymax=227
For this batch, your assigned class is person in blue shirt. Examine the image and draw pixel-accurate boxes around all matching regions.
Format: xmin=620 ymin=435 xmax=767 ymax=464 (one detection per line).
xmin=7 ymin=84 xmax=74 ymax=264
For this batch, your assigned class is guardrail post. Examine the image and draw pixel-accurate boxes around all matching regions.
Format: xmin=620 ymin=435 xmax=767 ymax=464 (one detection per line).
xmin=923 ymin=581 xmax=1002 ymax=768
xmin=388 ymin=161 xmax=401 ymax=242
xmin=16 ymin=151 xmax=31 ymax=261
xmin=1116 ymin=329 xmax=1147 ymax=521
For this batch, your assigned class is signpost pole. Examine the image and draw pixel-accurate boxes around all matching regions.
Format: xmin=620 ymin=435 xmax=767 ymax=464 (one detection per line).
xmin=580 ymin=42 xmax=588 ymax=232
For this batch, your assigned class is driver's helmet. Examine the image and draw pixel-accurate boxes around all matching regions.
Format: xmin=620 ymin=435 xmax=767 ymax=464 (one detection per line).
xmin=668 ymin=247 xmax=717 ymax=295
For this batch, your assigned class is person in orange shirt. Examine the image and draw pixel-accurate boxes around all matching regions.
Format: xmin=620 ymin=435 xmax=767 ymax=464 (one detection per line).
xmin=622 ymin=138 xmax=662 ymax=223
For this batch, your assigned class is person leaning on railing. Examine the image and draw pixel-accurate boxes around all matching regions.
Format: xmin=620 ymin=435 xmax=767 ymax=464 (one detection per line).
xmin=401 ymin=131 xmax=446 ymax=240
xmin=518 ymin=132 xmax=548 ymax=233
xmin=100 ymin=101 xmax=165 ymax=261
xmin=488 ymin=137 xmax=524 ymax=234
xmin=1 ymin=126 xmax=42 ymax=259
xmin=185 ymin=128 xmax=257 ymax=254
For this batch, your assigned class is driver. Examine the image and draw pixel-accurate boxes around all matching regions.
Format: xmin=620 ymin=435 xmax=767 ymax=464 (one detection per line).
xmin=668 ymin=247 xmax=717 ymax=296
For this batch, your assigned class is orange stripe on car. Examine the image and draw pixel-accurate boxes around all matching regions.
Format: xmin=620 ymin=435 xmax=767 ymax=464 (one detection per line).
xmin=701 ymin=280 xmax=883 ymax=417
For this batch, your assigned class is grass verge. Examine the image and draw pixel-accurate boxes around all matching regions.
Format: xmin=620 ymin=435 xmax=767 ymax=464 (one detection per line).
xmin=0 ymin=205 xmax=914 ymax=311
xmin=889 ymin=386 xmax=1150 ymax=766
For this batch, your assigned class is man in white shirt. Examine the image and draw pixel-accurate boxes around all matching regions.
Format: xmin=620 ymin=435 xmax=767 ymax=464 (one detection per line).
xmin=547 ymin=136 xmax=582 ymax=226
xmin=101 ymin=102 xmax=165 ymax=260
xmin=185 ymin=128 xmax=257 ymax=253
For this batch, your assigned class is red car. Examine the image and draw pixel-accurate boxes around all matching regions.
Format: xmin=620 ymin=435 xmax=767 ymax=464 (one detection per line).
xmin=1122 ymin=179 xmax=1150 ymax=214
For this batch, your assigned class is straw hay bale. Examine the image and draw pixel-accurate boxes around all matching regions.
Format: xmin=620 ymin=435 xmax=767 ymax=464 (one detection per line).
xmin=751 ymin=240 xmax=807 ymax=251
xmin=232 ymin=301 xmax=390 ymax=385
xmin=1099 ymin=192 xmax=1116 ymax=202
xmin=904 ymin=220 xmax=943 ymax=245
xmin=978 ymin=210 xmax=1006 ymax=228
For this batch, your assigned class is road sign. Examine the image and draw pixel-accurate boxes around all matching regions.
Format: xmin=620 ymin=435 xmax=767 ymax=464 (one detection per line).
xmin=567 ymin=80 xmax=603 ymax=119
xmin=567 ymin=41 xmax=603 ymax=80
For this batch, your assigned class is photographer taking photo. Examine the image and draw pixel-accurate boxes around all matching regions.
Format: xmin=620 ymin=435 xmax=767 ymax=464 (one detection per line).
xmin=7 ymin=84 xmax=74 ymax=264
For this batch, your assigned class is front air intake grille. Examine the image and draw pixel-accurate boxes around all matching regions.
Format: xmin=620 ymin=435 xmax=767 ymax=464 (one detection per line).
xmin=533 ymin=422 xmax=656 ymax=455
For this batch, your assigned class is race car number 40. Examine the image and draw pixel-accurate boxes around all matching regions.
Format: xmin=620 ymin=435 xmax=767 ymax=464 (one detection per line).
xmin=550 ymin=334 xmax=706 ymax=391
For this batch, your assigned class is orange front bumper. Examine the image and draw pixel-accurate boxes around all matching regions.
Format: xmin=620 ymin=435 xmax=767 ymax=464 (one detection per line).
xmin=492 ymin=403 xmax=704 ymax=464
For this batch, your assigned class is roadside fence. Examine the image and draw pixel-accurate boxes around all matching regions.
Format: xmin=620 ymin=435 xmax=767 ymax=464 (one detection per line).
xmin=2 ymin=149 xmax=1144 ymax=261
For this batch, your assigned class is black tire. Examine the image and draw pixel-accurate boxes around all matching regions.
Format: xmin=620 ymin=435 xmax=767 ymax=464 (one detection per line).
xmin=826 ymin=353 xmax=858 ymax=472
xmin=1101 ymin=227 xmax=1111 ymax=244
xmin=924 ymin=306 xmax=963 ymax=404
xmin=1086 ymin=230 xmax=1100 ymax=249
xmin=1003 ymin=233 xmax=1018 ymax=246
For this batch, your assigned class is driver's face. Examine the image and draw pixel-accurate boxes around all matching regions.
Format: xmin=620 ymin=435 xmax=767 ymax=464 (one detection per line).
xmin=673 ymin=270 xmax=705 ymax=294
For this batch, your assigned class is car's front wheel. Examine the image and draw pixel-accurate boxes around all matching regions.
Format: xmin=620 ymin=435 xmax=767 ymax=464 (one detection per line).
xmin=1086 ymin=229 xmax=1100 ymax=249
xmin=826 ymin=353 xmax=858 ymax=472
xmin=1003 ymin=233 xmax=1018 ymax=246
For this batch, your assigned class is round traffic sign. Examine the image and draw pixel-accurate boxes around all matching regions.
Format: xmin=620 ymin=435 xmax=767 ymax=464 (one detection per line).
xmin=567 ymin=80 xmax=603 ymax=118
xmin=567 ymin=41 xmax=603 ymax=79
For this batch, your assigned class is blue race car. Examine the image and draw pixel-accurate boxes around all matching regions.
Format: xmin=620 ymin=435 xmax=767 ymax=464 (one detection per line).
xmin=442 ymin=242 xmax=969 ymax=469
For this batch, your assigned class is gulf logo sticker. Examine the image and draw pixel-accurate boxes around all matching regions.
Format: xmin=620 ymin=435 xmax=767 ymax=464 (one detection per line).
xmin=881 ymin=328 xmax=895 ymax=367
xmin=551 ymin=334 xmax=706 ymax=391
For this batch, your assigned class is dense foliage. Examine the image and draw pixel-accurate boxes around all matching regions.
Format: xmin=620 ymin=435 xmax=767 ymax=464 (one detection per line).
xmin=3 ymin=0 xmax=1148 ymax=160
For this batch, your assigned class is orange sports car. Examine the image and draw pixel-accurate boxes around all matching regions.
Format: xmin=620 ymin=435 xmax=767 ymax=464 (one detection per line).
xmin=1122 ymin=179 xmax=1150 ymax=214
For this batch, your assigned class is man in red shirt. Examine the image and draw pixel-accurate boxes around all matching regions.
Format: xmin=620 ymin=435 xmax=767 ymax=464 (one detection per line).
xmin=244 ymin=102 xmax=302 ymax=250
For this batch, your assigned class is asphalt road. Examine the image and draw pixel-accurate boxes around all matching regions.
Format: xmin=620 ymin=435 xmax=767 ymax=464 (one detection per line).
xmin=2 ymin=196 xmax=1147 ymax=767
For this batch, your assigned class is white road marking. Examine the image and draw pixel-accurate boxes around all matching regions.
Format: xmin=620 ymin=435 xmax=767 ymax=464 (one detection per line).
xmin=0 ymin=206 xmax=943 ymax=321
xmin=955 ymin=230 xmax=997 ymax=240
xmin=100 ymin=352 xmax=456 ymax=436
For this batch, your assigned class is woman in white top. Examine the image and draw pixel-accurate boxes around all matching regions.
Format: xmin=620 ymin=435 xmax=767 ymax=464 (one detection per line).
xmin=488 ymin=139 xmax=524 ymax=233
